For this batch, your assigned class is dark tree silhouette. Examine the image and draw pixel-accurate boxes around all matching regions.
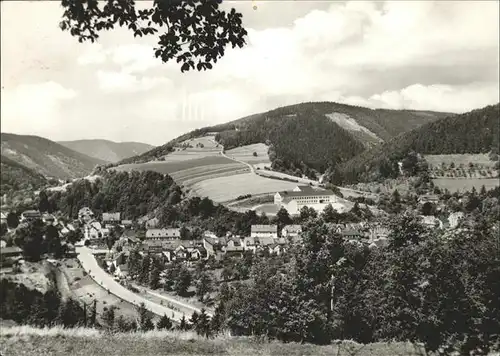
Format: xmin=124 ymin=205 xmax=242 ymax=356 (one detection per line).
xmin=6 ymin=212 xmax=19 ymax=229
xmin=59 ymin=0 xmax=247 ymax=72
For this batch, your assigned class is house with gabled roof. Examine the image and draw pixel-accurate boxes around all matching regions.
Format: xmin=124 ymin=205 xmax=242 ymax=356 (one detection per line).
xmin=145 ymin=217 xmax=159 ymax=229
xmin=250 ymin=225 xmax=278 ymax=238
xmin=282 ymin=225 xmax=302 ymax=239
xmin=145 ymin=228 xmax=181 ymax=240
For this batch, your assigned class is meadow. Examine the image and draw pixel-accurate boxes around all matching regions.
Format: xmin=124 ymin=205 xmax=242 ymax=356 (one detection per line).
xmin=432 ymin=178 xmax=499 ymax=193
xmin=425 ymin=153 xmax=496 ymax=168
xmin=0 ymin=326 xmax=429 ymax=356
xmin=225 ymin=143 xmax=271 ymax=165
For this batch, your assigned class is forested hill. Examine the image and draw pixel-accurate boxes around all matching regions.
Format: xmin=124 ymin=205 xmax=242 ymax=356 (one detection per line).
xmin=117 ymin=101 xmax=450 ymax=171
xmin=336 ymin=103 xmax=500 ymax=184
xmin=1 ymin=133 xmax=106 ymax=180
xmin=1 ymin=155 xmax=48 ymax=196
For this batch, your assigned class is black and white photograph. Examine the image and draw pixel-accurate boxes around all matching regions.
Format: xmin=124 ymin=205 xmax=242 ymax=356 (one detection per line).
xmin=0 ymin=0 xmax=499 ymax=355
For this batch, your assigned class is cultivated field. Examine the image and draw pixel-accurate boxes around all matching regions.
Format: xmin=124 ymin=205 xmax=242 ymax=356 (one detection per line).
xmin=225 ymin=143 xmax=271 ymax=165
xmin=432 ymin=178 xmax=499 ymax=193
xmin=115 ymin=156 xmax=235 ymax=175
xmin=0 ymin=326 xmax=429 ymax=356
xmin=170 ymin=163 xmax=247 ymax=183
xmin=190 ymin=173 xmax=299 ymax=203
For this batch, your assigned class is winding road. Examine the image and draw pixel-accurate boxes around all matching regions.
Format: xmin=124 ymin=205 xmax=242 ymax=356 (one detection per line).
xmin=76 ymin=247 xmax=191 ymax=321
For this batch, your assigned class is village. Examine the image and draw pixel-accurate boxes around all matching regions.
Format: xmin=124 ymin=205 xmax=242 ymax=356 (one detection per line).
xmin=2 ymin=184 xmax=466 ymax=283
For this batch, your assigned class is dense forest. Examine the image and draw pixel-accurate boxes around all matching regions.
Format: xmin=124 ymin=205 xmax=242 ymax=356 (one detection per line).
xmin=214 ymin=210 xmax=500 ymax=354
xmin=48 ymin=169 xmax=181 ymax=220
xmin=334 ymin=103 xmax=500 ymax=184
xmin=0 ymin=279 xmax=87 ymax=328
xmin=216 ymin=109 xmax=366 ymax=174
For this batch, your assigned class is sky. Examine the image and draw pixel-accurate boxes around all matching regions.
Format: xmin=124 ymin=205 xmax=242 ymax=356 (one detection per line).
xmin=1 ymin=0 xmax=499 ymax=146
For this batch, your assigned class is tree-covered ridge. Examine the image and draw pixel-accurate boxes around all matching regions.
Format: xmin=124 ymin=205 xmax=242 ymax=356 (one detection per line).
xmin=336 ymin=103 xmax=500 ymax=184
xmin=225 ymin=102 xmax=451 ymax=141
xmin=49 ymin=169 xmax=181 ymax=220
xmin=114 ymin=101 xmax=449 ymax=169
xmin=1 ymin=156 xmax=47 ymax=196
xmin=217 ymin=109 xmax=366 ymax=173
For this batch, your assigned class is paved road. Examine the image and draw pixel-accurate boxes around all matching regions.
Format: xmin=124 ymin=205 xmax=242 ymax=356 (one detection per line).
xmin=143 ymin=289 xmax=214 ymax=317
xmin=76 ymin=247 xmax=186 ymax=321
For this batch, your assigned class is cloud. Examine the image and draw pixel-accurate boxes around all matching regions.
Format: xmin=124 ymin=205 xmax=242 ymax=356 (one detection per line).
xmin=1 ymin=82 xmax=77 ymax=134
xmin=77 ymin=44 xmax=107 ymax=65
xmin=340 ymin=82 xmax=500 ymax=113
xmin=96 ymin=70 xmax=171 ymax=93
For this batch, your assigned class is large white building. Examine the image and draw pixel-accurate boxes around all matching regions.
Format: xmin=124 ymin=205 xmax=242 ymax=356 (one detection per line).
xmin=274 ymin=185 xmax=339 ymax=215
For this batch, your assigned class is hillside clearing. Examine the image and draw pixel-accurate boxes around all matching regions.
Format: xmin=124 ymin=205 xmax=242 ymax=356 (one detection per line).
xmin=0 ymin=326 xmax=429 ymax=356
xmin=225 ymin=143 xmax=271 ymax=165
xmin=114 ymin=156 xmax=236 ymax=175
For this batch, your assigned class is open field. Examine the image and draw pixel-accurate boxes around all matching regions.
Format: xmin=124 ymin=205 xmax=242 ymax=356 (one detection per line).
xmin=0 ymin=326 xmax=430 ymax=356
xmin=182 ymin=169 xmax=250 ymax=190
xmin=432 ymin=178 xmax=499 ymax=193
xmin=115 ymin=156 xmax=235 ymax=175
xmin=425 ymin=154 xmax=496 ymax=168
xmin=225 ymin=143 xmax=271 ymax=165
xmin=190 ymin=173 xmax=299 ymax=203
xmin=178 ymin=136 xmax=220 ymax=150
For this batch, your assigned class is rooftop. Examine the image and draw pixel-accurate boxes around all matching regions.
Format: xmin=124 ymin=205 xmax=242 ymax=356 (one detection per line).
xmin=251 ymin=225 xmax=278 ymax=233
xmin=278 ymin=189 xmax=335 ymax=198
xmin=0 ymin=246 xmax=23 ymax=255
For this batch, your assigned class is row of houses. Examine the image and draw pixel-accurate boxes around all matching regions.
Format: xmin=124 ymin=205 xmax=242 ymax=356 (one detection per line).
xmin=143 ymin=225 xmax=303 ymax=241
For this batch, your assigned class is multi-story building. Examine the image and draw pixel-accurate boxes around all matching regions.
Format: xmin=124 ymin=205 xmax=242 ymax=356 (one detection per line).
xmin=145 ymin=228 xmax=181 ymax=240
xmin=274 ymin=185 xmax=339 ymax=215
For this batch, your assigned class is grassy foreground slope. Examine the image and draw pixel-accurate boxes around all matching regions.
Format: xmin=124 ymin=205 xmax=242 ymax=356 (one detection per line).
xmin=0 ymin=326 xmax=427 ymax=356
